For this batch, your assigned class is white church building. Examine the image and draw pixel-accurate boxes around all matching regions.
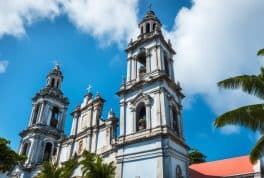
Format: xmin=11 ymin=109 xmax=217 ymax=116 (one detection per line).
xmin=8 ymin=10 xmax=189 ymax=178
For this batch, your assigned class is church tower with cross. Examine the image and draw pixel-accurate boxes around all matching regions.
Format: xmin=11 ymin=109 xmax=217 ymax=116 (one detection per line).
xmin=7 ymin=8 xmax=189 ymax=178
xmin=11 ymin=65 xmax=69 ymax=178
xmin=115 ymin=9 xmax=189 ymax=178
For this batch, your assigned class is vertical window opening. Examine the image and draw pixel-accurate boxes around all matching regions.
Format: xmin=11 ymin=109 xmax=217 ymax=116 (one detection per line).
xmin=22 ymin=142 xmax=29 ymax=156
xmin=153 ymin=23 xmax=156 ymax=31
xmin=50 ymin=107 xmax=59 ymax=128
xmin=51 ymin=78 xmax=55 ymax=87
xmin=136 ymin=102 xmax=146 ymax=131
xmin=32 ymin=104 xmax=40 ymax=125
xmin=146 ymin=23 xmax=150 ymax=33
xmin=43 ymin=142 xmax=52 ymax=162
xmin=172 ymin=107 xmax=180 ymax=136
xmin=138 ymin=49 xmax=146 ymax=76
xmin=56 ymin=80 xmax=60 ymax=89
xmin=164 ymin=53 xmax=170 ymax=77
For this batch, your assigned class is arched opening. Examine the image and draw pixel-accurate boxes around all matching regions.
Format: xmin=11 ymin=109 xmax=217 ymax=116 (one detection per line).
xmin=141 ymin=26 xmax=143 ymax=34
xmin=164 ymin=53 xmax=170 ymax=77
xmin=138 ymin=48 xmax=146 ymax=76
xmin=176 ymin=165 xmax=183 ymax=178
xmin=43 ymin=142 xmax=52 ymax=162
xmin=21 ymin=142 xmax=30 ymax=156
xmin=51 ymin=78 xmax=55 ymax=87
xmin=172 ymin=107 xmax=180 ymax=136
xmin=56 ymin=80 xmax=60 ymax=88
xmin=50 ymin=107 xmax=60 ymax=128
xmin=136 ymin=102 xmax=146 ymax=131
xmin=153 ymin=23 xmax=156 ymax=31
xmin=32 ymin=104 xmax=40 ymax=125
xmin=146 ymin=23 xmax=150 ymax=33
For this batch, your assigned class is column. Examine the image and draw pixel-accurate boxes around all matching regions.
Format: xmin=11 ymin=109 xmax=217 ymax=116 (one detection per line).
xmin=126 ymin=58 xmax=131 ymax=81
xmin=119 ymin=101 xmax=126 ymax=136
xmin=131 ymin=108 xmax=136 ymax=133
xmin=155 ymin=92 xmax=161 ymax=126
xmin=59 ymin=109 xmax=66 ymax=130
xmin=133 ymin=57 xmax=137 ymax=80
xmin=146 ymin=49 xmax=152 ymax=73
xmin=169 ymin=59 xmax=175 ymax=80
xmin=28 ymin=105 xmax=36 ymax=126
xmin=146 ymin=100 xmax=152 ymax=129
xmin=37 ymin=102 xmax=45 ymax=124
xmin=160 ymin=89 xmax=167 ymax=126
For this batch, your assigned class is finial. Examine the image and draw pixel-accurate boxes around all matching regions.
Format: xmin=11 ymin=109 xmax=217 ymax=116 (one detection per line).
xmin=148 ymin=3 xmax=152 ymax=11
xmin=86 ymin=84 xmax=92 ymax=93
xmin=53 ymin=60 xmax=61 ymax=70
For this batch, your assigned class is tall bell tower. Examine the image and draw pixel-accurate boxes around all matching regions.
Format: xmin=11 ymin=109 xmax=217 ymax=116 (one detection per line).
xmin=116 ymin=10 xmax=189 ymax=178
xmin=17 ymin=65 xmax=69 ymax=176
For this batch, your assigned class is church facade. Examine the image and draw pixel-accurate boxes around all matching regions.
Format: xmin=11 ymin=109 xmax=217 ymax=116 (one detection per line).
xmin=8 ymin=10 xmax=189 ymax=178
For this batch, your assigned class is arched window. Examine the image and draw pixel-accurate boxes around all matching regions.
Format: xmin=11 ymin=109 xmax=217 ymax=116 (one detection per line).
xmin=136 ymin=102 xmax=146 ymax=131
xmin=32 ymin=104 xmax=40 ymax=125
xmin=172 ymin=107 xmax=180 ymax=136
xmin=146 ymin=23 xmax=150 ymax=33
xmin=21 ymin=142 xmax=30 ymax=156
xmin=50 ymin=107 xmax=60 ymax=128
xmin=56 ymin=80 xmax=60 ymax=88
xmin=164 ymin=53 xmax=170 ymax=77
xmin=43 ymin=142 xmax=52 ymax=162
xmin=153 ymin=23 xmax=156 ymax=31
xmin=176 ymin=165 xmax=183 ymax=178
xmin=138 ymin=48 xmax=147 ymax=76
xmin=51 ymin=78 xmax=55 ymax=87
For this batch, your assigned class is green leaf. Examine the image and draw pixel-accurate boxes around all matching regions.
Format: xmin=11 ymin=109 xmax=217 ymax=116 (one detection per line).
xmin=217 ymin=74 xmax=264 ymax=100
xmin=250 ymin=135 xmax=264 ymax=164
xmin=214 ymin=104 xmax=264 ymax=132
xmin=257 ymin=48 xmax=264 ymax=56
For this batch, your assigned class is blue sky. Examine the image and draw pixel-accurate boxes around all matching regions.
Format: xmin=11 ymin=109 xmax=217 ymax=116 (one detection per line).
xmin=0 ymin=0 xmax=264 ymax=161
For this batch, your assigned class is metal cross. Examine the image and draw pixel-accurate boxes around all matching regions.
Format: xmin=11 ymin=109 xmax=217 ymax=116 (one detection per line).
xmin=53 ymin=60 xmax=61 ymax=67
xmin=86 ymin=85 xmax=92 ymax=93
xmin=149 ymin=3 xmax=152 ymax=11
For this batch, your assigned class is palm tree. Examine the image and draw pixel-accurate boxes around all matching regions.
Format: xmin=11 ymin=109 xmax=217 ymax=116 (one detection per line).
xmin=35 ymin=156 xmax=78 ymax=178
xmin=80 ymin=150 xmax=116 ymax=178
xmin=214 ymin=48 xmax=264 ymax=164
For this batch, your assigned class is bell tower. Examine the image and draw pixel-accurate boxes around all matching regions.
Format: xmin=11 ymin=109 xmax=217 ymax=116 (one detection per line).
xmin=116 ymin=10 xmax=189 ymax=178
xmin=18 ymin=65 xmax=69 ymax=169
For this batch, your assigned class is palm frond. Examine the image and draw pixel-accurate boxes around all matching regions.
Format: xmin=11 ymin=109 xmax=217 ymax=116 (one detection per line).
xmin=257 ymin=48 xmax=264 ymax=56
xmin=250 ymin=135 xmax=264 ymax=163
xmin=214 ymin=104 xmax=264 ymax=132
xmin=217 ymin=75 xmax=264 ymax=100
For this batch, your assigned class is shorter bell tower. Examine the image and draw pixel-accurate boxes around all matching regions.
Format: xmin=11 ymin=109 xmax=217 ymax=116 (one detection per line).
xmin=18 ymin=65 xmax=69 ymax=173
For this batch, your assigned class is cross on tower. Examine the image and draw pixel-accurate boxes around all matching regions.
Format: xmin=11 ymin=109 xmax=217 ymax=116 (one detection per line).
xmin=53 ymin=60 xmax=61 ymax=69
xmin=148 ymin=3 xmax=152 ymax=11
xmin=86 ymin=85 xmax=92 ymax=93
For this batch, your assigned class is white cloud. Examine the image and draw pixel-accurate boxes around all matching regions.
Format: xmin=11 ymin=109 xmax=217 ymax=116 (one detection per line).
xmin=165 ymin=0 xmax=264 ymax=135
xmin=0 ymin=0 xmax=61 ymax=38
xmin=0 ymin=60 xmax=8 ymax=73
xmin=61 ymin=0 xmax=138 ymax=46
xmin=0 ymin=0 xmax=139 ymax=46
xmin=219 ymin=125 xmax=240 ymax=135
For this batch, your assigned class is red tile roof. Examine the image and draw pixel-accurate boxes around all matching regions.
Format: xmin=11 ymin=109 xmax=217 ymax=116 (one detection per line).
xmin=189 ymin=155 xmax=255 ymax=178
